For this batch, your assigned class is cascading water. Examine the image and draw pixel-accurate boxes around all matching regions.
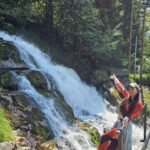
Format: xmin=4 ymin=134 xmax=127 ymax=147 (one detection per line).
xmin=14 ymin=74 xmax=65 ymax=136
xmin=13 ymin=73 xmax=96 ymax=150
xmin=0 ymin=31 xmax=144 ymax=150
xmin=0 ymin=31 xmax=104 ymax=118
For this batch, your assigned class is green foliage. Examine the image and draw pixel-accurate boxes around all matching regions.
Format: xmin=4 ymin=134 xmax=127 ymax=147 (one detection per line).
xmin=143 ymin=87 xmax=150 ymax=114
xmin=94 ymin=70 xmax=109 ymax=82
xmin=1 ymin=0 xmax=148 ymax=71
xmin=56 ymin=1 xmax=123 ymax=63
xmin=0 ymin=108 xmax=15 ymax=142
xmin=143 ymin=38 xmax=150 ymax=73
xmin=129 ymin=73 xmax=150 ymax=85
xmin=57 ymin=1 xmax=100 ymax=50
xmin=31 ymin=0 xmax=45 ymax=22
xmin=0 ymin=0 xmax=45 ymax=26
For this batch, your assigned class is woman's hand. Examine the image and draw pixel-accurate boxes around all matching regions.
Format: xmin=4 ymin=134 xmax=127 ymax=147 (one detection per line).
xmin=123 ymin=117 xmax=129 ymax=128
xmin=110 ymin=74 xmax=117 ymax=81
xmin=118 ymin=99 xmax=127 ymax=106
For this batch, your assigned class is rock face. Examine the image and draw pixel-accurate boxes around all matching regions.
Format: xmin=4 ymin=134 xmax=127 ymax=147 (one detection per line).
xmin=0 ymin=71 xmax=18 ymax=90
xmin=41 ymin=89 xmax=74 ymax=123
xmin=0 ymin=38 xmax=74 ymax=149
xmin=0 ymin=38 xmax=27 ymax=69
xmin=26 ymin=70 xmax=48 ymax=90
xmin=0 ymin=89 xmax=53 ymax=149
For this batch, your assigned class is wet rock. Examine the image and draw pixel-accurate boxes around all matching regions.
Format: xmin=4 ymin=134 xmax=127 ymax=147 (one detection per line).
xmin=26 ymin=70 xmax=58 ymax=91
xmin=74 ymin=119 xmax=100 ymax=146
xmin=16 ymin=136 xmax=27 ymax=146
xmin=0 ymin=71 xmax=18 ymax=90
xmin=0 ymin=90 xmax=54 ymax=147
xmin=0 ymin=142 xmax=16 ymax=150
xmin=26 ymin=70 xmax=48 ymax=90
xmin=0 ymin=39 xmax=27 ymax=69
xmin=0 ymin=39 xmax=22 ymax=62
xmin=40 ymin=140 xmax=58 ymax=150
xmin=40 ymin=89 xmax=74 ymax=123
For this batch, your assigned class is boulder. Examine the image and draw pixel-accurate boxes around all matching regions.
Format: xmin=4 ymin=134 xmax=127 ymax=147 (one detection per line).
xmin=0 ymin=71 xmax=18 ymax=90
xmin=26 ymin=71 xmax=48 ymax=90
xmin=40 ymin=89 xmax=74 ymax=124
xmin=0 ymin=39 xmax=27 ymax=68
xmin=26 ymin=70 xmax=57 ymax=91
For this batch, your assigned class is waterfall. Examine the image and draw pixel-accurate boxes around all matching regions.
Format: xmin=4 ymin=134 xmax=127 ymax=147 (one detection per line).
xmin=0 ymin=31 xmax=104 ymax=118
xmin=0 ymin=31 xmax=144 ymax=150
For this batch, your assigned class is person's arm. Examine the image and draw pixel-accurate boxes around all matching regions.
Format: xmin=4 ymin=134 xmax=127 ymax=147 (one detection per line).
xmin=110 ymin=74 xmax=130 ymax=99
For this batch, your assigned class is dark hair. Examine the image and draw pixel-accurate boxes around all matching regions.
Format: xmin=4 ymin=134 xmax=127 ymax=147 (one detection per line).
xmin=128 ymin=93 xmax=141 ymax=115
xmin=120 ymin=93 xmax=141 ymax=118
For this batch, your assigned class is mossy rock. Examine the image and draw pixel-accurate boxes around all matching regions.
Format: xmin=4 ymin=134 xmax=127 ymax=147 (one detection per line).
xmin=74 ymin=120 xmax=100 ymax=146
xmin=16 ymin=95 xmax=54 ymax=139
xmin=40 ymin=140 xmax=58 ymax=150
xmin=29 ymin=107 xmax=54 ymax=140
xmin=0 ymin=71 xmax=18 ymax=90
xmin=33 ymin=120 xmax=53 ymax=140
xmin=0 ymin=39 xmax=23 ymax=63
xmin=26 ymin=70 xmax=48 ymax=90
xmin=39 ymin=89 xmax=74 ymax=124
xmin=12 ymin=94 xmax=29 ymax=108
xmin=1 ymin=91 xmax=54 ymax=140
xmin=30 ymin=107 xmax=44 ymax=122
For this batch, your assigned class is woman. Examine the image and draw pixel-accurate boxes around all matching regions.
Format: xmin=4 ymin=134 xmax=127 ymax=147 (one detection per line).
xmin=110 ymin=74 xmax=143 ymax=150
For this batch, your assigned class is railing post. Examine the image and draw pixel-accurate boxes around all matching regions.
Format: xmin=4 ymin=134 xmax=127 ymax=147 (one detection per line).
xmin=144 ymin=104 xmax=147 ymax=141
xmin=141 ymin=104 xmax=147 ymax=142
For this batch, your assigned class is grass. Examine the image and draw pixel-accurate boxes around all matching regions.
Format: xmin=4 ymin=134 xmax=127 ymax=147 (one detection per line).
xmin=129 ymin=73 xmax=150 ymax=83
xmin=0 ymin=108 xmax=15 ymax=142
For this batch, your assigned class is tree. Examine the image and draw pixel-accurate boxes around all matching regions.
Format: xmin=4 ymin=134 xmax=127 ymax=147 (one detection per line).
xmin=44 ymin=0 xmax=53 ymax=33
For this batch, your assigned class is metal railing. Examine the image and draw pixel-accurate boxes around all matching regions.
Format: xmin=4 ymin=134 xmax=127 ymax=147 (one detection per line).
xmin=140 ymin=104 xmax=147 ymax=142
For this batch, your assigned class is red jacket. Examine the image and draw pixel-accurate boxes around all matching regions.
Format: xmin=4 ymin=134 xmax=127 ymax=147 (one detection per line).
xmin=98 ymin=128 xmax=118 ymax=150
xmin=115 ymin=79 xmax=143 ymax=119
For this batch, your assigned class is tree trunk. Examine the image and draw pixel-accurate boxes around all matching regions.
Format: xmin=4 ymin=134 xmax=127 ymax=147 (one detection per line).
xmin=45 ymin=0 xmax=53 ymax=34
xmin=121 ymin=0 xmax=132 ymax=49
